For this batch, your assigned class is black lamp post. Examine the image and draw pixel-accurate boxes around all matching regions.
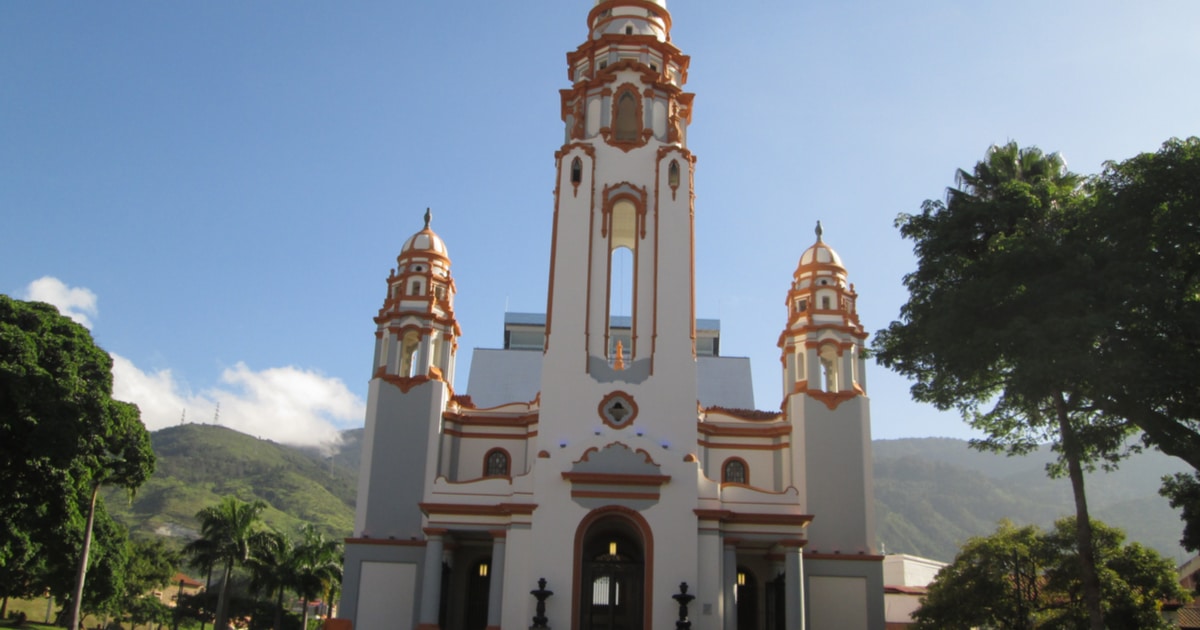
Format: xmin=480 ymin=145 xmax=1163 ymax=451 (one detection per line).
xmin=672 ymin=582 xmax=695 ymax=630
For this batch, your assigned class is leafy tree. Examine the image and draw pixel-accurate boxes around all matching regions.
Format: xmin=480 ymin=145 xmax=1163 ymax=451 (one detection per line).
xmin=1083 ymin=138 xmax=1200 ymax=550
xmin=874 ymin=142 xmax=1133 ymax=629
xmin=1160 ymin=472 xmax=1200 ymax=552
xmin=914 ymin=518 xmax=1185 ymax=629
xmin=114 ymin=538 xmax=179 ymax=627
xmin=1085 ymin=137 xmax=1200 ymax=470
xmin=186 ymin=497 xmax=268 ymax=630
xmin=0 ymin=295 xmax=155 ymax=630
xmin=912 ymin=520 xmax=1042 ymax=629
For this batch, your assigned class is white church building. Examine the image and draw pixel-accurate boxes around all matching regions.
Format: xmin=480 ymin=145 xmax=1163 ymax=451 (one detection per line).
xmin=338 ymin=1 xmax=883 ymax=628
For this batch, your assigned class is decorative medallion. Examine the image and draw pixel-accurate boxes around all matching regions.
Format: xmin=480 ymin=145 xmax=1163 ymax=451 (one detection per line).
xmin=598 ymin=390 xmax=638 ymax=429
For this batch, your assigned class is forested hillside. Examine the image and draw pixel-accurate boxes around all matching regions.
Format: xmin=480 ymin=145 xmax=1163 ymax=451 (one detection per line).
xmin=874 ymin=438 xmax=1190 ymax=562
xmin=104 ymin=424 xmax=356 ymax=540
xmin=115 ymin=426 xmax=1189 ymax=566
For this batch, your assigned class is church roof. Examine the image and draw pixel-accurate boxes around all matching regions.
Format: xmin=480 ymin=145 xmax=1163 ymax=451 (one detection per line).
xmin=465 ymin=348 xmax=755 ymax=410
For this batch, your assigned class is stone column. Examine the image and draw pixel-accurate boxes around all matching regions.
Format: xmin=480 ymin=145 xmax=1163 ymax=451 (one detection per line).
xmin=418 ymin=529 xmax=446 ymax=630
xmin=783 ymin=540 xmax=805 ymax=630
xmin=805 ymin=346 xmax=820 ymax=390
xmin=723 ymin=539 xmax=739 ymax=630
xmin=486 ymin=531 xmax=507 ymax=630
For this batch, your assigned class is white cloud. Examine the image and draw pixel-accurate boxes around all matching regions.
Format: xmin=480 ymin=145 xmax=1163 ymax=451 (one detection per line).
xmin=22 ymin=276 xmax=98 ymax=329
xmin=22 ymin=276 xmax=364 ymax=452
xmin=112 ymin=356 xmax=365 ymax=452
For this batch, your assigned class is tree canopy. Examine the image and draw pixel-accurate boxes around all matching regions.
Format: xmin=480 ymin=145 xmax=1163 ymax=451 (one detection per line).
xmin=0 ymin=295 xmax=155 ymax=611
xmin=914 ymin=518 xmax=1185 ymax=629
xmin=1085 ymin=137 xmax=1200 ymax=470
xmin=874 ymin=141 xmax=1126 ymax=628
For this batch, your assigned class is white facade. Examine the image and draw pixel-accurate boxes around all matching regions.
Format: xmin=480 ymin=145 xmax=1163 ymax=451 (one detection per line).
xmin=340 ymin=2 xmax=883 ymax=629
xmin=882 ymin=555 xmax=945 ymax=628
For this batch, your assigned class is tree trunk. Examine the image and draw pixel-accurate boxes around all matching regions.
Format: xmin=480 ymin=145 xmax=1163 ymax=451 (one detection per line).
xmin=274 ymin=586 xmax=284 ymax=630
xmin=301 ymin=596 xmax=310 ymax=630
xmin=214 ymin=560 xmax=233 ymax=630
xmin=68 ymin=483 xmax=101 ymax=630
xmin=200 ymin=564 xmax=214 ymax=630
xmin=1056 ymin=397 xmax=1104 ymax=630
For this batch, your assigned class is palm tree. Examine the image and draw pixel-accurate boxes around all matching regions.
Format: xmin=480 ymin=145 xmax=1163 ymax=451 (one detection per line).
xmin=190 ymin=497 xmax=267 ymax=630
xmin=952 ymin=141 xmax=1108 ymax=630
xmin=182 ymin=535 xmax=221 ymax=630
xmin=246 ymin=530 xmax=298 ymax=630
xmin=292 ymin=526 xmax=342 ymax=630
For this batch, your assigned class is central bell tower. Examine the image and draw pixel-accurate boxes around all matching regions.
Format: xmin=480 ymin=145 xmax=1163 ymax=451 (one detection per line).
xmin=542 ymin=0 xmax=696 ymax=384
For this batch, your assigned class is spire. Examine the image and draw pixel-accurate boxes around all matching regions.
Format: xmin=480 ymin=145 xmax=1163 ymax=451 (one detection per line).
xmin=815 ymin=220 xmax=823 ymax=242
xmin=424 ymin=207 xmax=432 ymax=229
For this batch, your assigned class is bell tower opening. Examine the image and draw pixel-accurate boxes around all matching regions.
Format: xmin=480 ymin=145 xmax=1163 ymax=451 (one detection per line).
xmin=614 ymin=91 xmax=639 ymax=141
xmin=608 ymin=199 xmax=638 ymax=361
xmin=399 ymin=330 xmax=420 ymax=377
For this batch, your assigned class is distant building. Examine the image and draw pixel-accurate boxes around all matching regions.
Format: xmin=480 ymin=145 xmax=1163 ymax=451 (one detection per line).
xmin=882 ymin=555 xmax=945 ymax=629
xmin=1171 ymin=555 xmax=1200 ymax=629
xmin=154 ymin=572 xmax=203 ymax=609
xmin=338 ymin=1 xmax=882 ymax=628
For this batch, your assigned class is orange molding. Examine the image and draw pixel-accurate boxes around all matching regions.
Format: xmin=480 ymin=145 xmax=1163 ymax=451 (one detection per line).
xmin=344 ymin=537 xmax=425 ymax=547
xmin=562 ymin=472 xmax=671 ymax=486
xmin=805 ymin=553 xmax=884 ymax=562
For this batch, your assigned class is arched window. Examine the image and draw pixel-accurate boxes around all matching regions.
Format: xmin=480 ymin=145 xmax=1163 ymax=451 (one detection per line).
xmin=819 ymin=345 xmax=840 ymax=392
xmin=399 ymin=331 xmax=421 ymax=377
xmin=668 ymin=160 xmax=680 ymax=188
xmin=614 ymin=92 xmax=638 ymax=141
xmin=484 ymin=449 xmax=510 ymax=477
xmin=723 ymin=459 xmax=748 ymax=484
xmin=571 ymin=157 xmax=583 ymax=184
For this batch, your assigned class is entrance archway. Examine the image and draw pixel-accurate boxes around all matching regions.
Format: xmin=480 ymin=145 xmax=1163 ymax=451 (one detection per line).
xmin=574 ymin=508 xmax=652 ymax=630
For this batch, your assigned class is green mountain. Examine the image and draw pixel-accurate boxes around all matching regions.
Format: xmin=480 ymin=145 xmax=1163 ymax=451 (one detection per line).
xmin=104 ymin=424 xmax=356 ymax=540
xmin=874 ymin=438 xmax=1191 ymax=563
xmin=112 ymin=426 xmax=1189 ymax=567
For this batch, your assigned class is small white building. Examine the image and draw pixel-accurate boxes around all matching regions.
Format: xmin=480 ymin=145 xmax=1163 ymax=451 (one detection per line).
xmin=338 ymin=1 xmax=884 ymax=628
xmin=882 ymin=554 xmax=946 ymax=629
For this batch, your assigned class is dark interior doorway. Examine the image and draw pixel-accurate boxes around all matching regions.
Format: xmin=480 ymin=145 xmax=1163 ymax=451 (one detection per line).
xmin=579 ymin=518 xmax=645 ymax=630
xmin=465 ymin=558 xmax=490 ymax=630
xmin=736 ymin=566 xmax=758 ymax=630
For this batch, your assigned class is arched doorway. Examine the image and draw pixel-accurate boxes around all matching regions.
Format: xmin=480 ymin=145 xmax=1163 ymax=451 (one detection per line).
xmin=576 ymin=511 xmax=649 ymax=630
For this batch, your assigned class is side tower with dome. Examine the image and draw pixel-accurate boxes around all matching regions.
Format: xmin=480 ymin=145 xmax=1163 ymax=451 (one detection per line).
xmin=338 ymin=2 xmax=882 ymax=629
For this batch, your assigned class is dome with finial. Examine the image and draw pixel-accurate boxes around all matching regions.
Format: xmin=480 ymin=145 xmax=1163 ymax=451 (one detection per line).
xmin=794 ymin=220 xmax=846 ymax=280
xmin=399 ymin=208 xmax=449 ymax=261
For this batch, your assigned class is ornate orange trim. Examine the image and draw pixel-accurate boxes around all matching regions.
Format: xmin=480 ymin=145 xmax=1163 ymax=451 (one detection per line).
xmin=697 ymin=423 xmax=791 ymax=438
xmin=562 ymin=472 xmax=670 ymax=486
xmin=344 ymin=537 xmax=425 ymax=547
xmin=418 ymin=503 xmax=537 ymax=517
xmin=804 ymin=553 xmax=884 ymax=562
xmin=575 ymin=441 xmax=660 ymax=466
xmin=570 ymin=489 xmax=660 ymax=501
xmin=597 ymin=390 xmax=639 ymax=429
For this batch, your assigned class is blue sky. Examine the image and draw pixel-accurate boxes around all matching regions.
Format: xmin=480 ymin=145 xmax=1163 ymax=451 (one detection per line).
xmin=2 ymin=1 xmax=1197 ymax=448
